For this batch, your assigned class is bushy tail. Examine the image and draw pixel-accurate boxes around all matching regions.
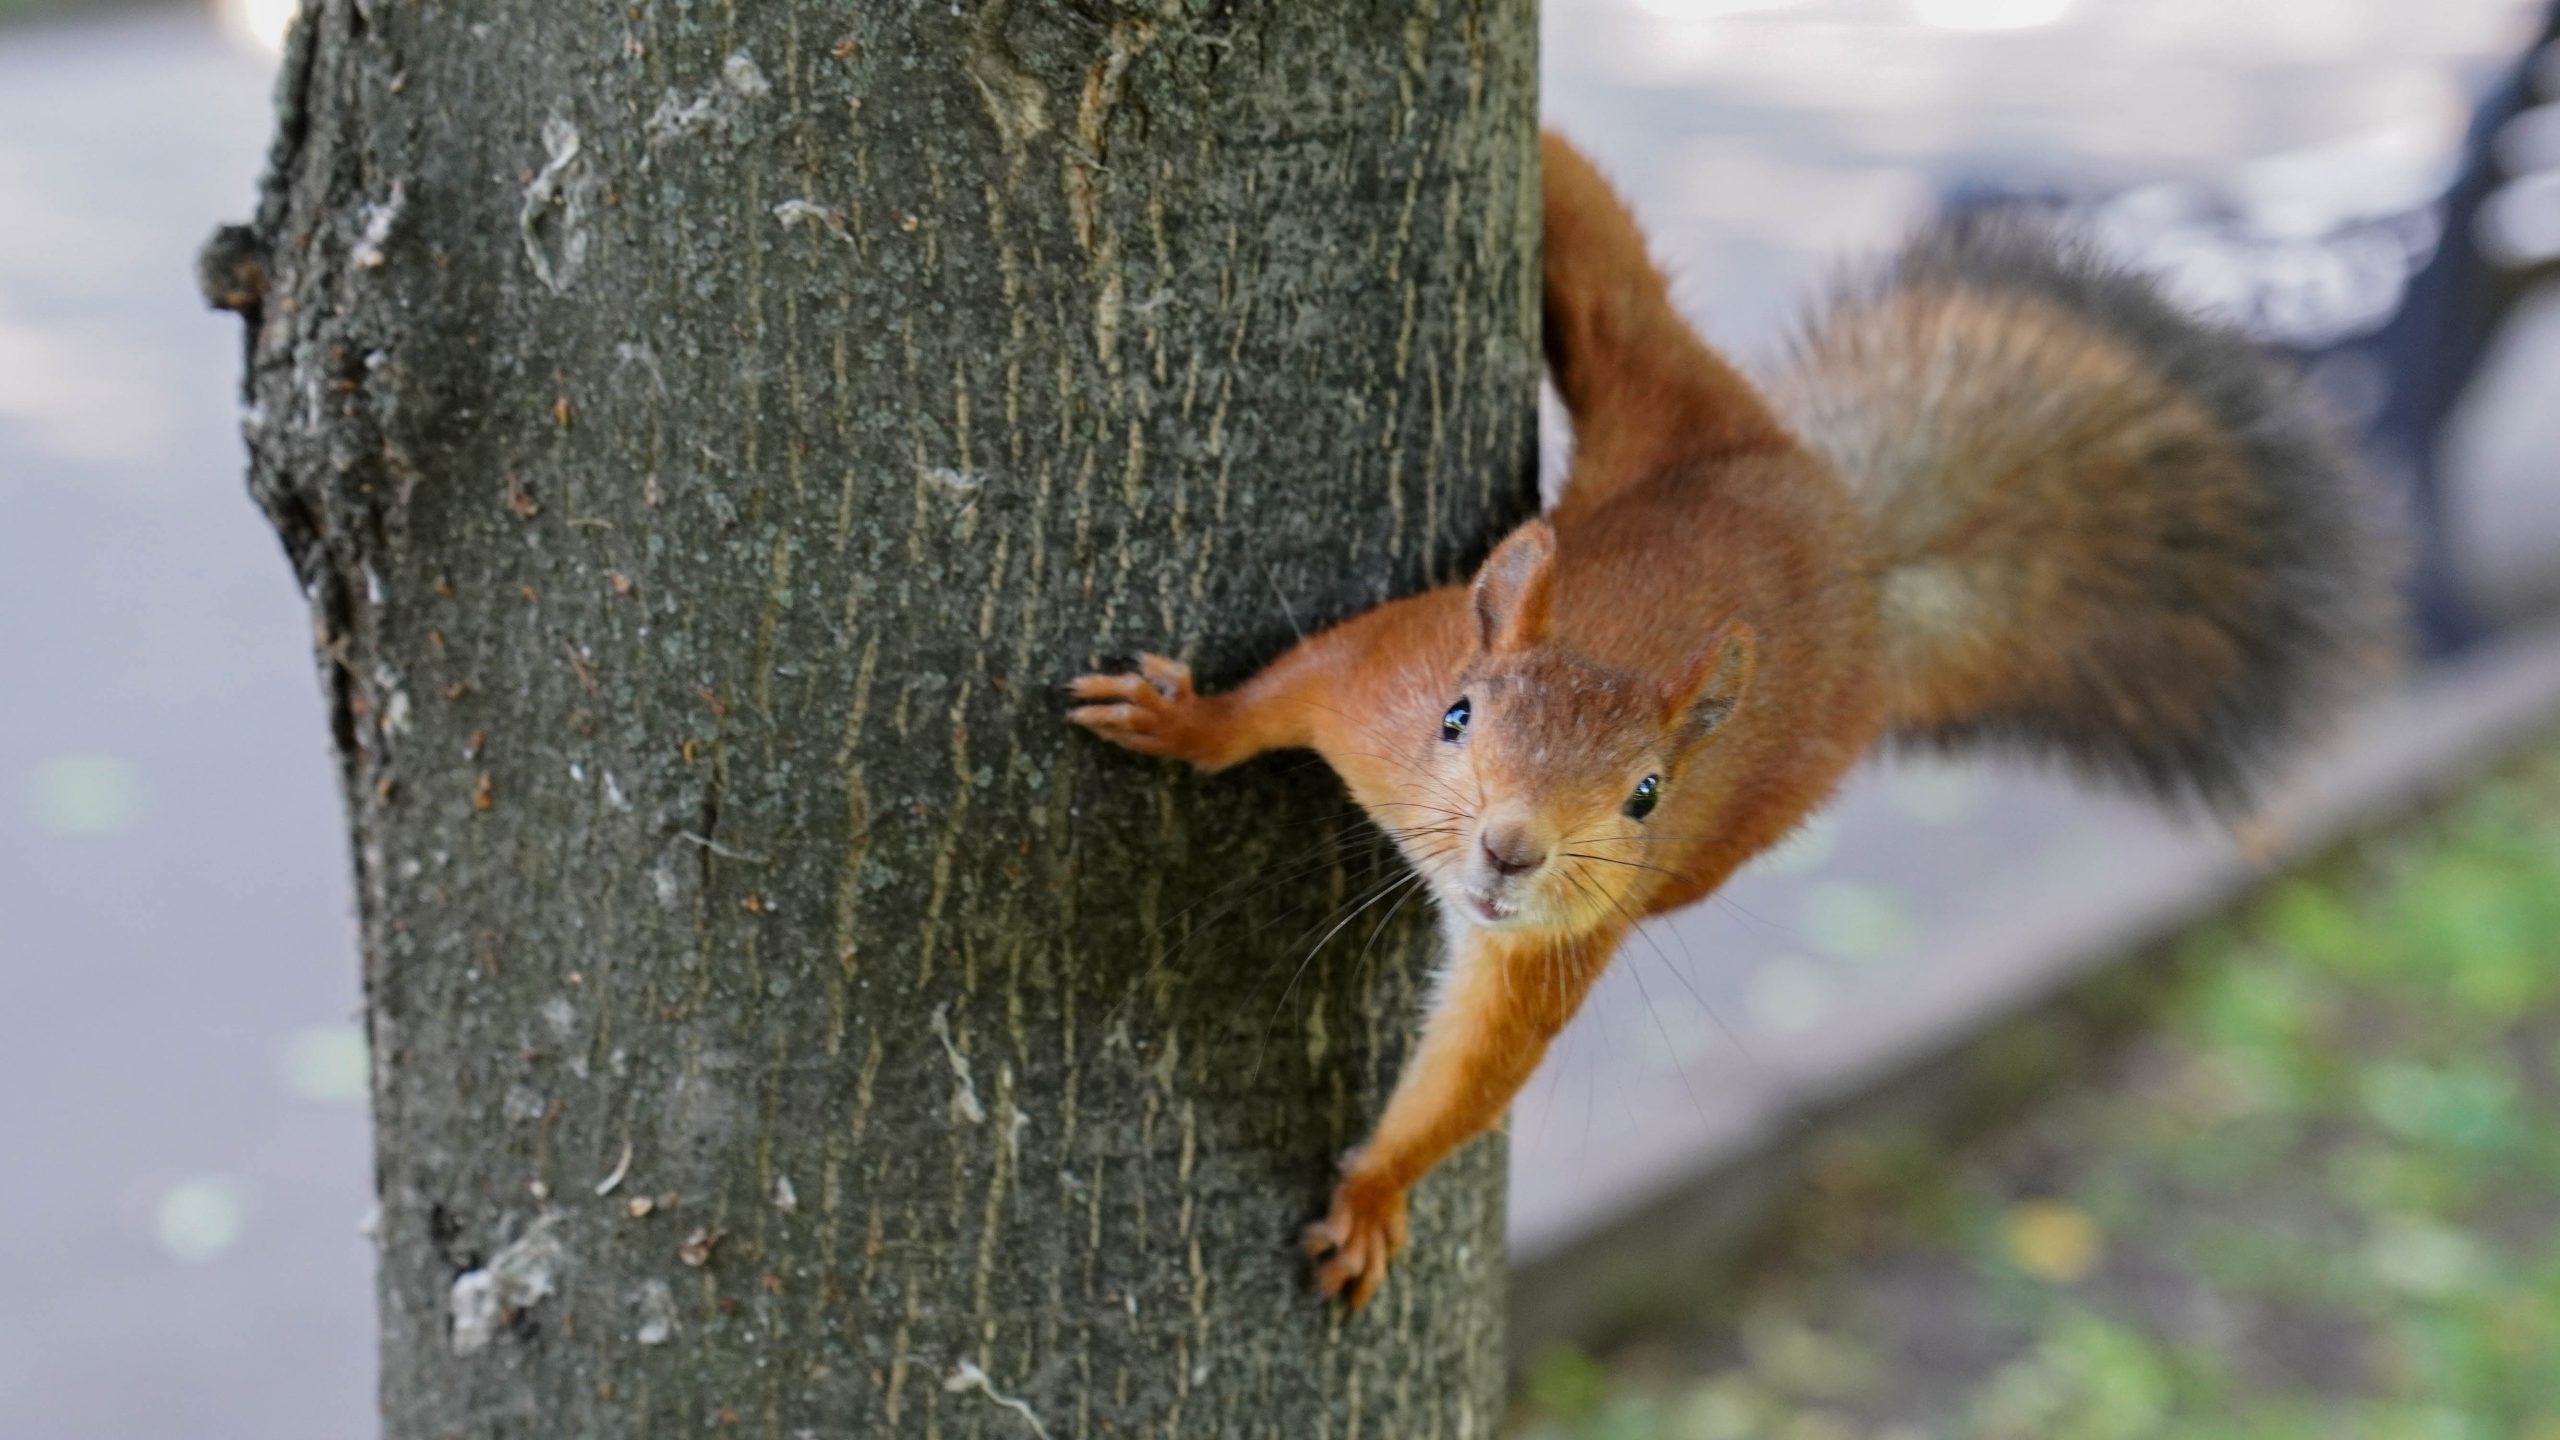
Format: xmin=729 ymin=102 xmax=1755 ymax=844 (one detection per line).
xmin=1770 ymin=213 xmax=2400 ymax=810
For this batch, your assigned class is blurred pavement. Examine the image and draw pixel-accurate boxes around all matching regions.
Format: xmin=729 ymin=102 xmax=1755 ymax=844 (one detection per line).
xmin=2 ymin=4 xmax=2557 ymax=1437
xmin=0 ymin=11 xmax=372 ymax=1437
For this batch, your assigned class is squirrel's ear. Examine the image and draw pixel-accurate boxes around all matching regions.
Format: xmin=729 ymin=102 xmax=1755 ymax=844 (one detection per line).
xmin=1666 ymin=620 xmax=1756 ymax=745
xmin=1472 ymin=520 xmax=1557 ymax=653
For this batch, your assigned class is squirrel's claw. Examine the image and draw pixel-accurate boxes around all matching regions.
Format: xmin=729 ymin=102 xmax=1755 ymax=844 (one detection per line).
xmin=1067 ymin=702 xmax=1174 ymax=755
xmin=1067 ymin=655 xmax=1214 ymax=765
xmin=1136 ymin=652 xmax=1193 ymax=698
xmin=1301 ymin=1174 xmax=1409 ymax=1313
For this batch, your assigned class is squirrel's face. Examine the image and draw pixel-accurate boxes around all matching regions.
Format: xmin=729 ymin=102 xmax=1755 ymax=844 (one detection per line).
xmin=1408 ymin=520 xmax=1758 ymax=935
xmin=1419 ymin=651 xmax=1672 ymax=932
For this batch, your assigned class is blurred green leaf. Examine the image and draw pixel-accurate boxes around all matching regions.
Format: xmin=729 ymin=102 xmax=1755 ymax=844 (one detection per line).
xmin=2265 ymin=880 xmax=2376 ymax=977
xmin=2389 ymin=853 xmax=2551 ymax=1019
xmin=2360 ymin=1061 xmax=2523 ymax=1156
xmin=1522 ymin=1344 xmax=1612 ymax=1423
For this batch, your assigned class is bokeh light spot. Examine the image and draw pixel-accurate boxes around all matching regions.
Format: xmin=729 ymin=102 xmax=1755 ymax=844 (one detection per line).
xmin=154 ymin=1176 xmax=248 ymax=1265
xmin=278 ymin=1024 xmax=370 ymax=1104
xmin=22 ymin=754 xmax=147 ymax=837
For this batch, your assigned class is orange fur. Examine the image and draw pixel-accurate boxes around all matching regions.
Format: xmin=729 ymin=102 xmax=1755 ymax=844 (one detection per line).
xmin=1540 ymin=131 xmax=1794 ymax=521
xmin=1074 ymin=133 xmax=1886 ymax=1311
xmin=1069 ymin=130 xmax=2368 ymax=1310
xmin=1301 ymin=921 xmax=1622 ymax=1309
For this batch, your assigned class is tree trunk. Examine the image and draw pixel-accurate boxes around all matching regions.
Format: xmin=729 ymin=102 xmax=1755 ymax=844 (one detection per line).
xmin=209 ymin=2 xmax=1536 ymax=1434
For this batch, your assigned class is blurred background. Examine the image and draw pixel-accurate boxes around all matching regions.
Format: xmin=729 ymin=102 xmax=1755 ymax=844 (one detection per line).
xmin=5 ymin=0 xmax=2560 ymax=1435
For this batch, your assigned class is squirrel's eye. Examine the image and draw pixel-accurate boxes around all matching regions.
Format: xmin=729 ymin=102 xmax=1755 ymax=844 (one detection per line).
xmin=1440 ymin=698 xmax=1472 ymax=743
xmin=1625 ymin=774 xmax=1661 ymax=821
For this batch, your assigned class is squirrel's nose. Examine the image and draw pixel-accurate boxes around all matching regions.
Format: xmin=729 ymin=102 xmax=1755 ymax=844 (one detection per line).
xmin=1480 ymin=823 xmax=1546 ymax=878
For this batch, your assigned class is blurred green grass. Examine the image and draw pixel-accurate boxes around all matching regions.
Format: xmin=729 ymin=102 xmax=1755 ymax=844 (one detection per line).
xmin=1511 ymin=737 xmax=2560 ymax=1440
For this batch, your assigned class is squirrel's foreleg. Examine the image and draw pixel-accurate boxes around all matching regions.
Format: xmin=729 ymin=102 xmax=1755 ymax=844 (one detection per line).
xmin=1303 ymin=920 xmax=1623 ymax=1309
xmin=1068 ymin=587 xmax=1470 ymax=778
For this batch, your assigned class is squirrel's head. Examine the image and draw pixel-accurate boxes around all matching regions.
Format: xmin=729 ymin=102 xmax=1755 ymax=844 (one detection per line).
xmin=1413 ymin=520 xmax=1757 ymax=933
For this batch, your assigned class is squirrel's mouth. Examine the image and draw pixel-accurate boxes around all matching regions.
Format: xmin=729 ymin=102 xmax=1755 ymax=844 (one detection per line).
xmin=1458 ymin=886 xmax=1522 ymax=926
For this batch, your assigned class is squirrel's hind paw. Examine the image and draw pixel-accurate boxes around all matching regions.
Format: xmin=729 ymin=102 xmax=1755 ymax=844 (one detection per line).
xmin=1066 ymin=654 xmax=1220 ymax=766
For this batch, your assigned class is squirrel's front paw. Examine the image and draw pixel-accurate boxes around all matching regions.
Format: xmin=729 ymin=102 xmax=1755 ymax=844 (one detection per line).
xmin=1067 ymin=654 xmax=1225 ymax=768
xmin=1301 ymin=1169 xmax=1410 ymax=1312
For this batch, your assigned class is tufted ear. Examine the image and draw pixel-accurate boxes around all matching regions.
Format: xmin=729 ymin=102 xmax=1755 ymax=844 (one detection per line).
xmin=1665 ymin=619 xmax=1756 ymax=746
xmin=1472 ymin=521 xmax=1556 ymax=653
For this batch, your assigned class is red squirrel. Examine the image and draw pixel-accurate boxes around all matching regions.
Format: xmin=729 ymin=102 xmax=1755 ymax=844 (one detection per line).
xmin=1068 ymin=134 xmax=2394 ymax=1309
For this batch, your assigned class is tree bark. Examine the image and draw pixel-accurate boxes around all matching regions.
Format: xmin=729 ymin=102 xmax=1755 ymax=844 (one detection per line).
xmin=211 ymin=1 xmax=1536 ymax=1435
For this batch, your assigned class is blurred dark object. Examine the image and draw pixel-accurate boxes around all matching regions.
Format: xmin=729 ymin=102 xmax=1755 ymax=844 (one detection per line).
xmin=1947 ymin=6 xmax=2560 ymax=658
